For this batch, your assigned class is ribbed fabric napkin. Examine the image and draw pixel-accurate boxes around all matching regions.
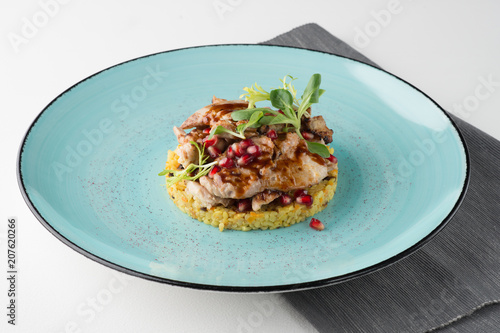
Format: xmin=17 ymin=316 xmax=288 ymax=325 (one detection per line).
xmin=263 ymin=24 xmax=500 ymax=333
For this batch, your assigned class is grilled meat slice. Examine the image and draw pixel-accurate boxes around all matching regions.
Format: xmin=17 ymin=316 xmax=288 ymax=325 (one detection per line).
xmin=180 ymin=99 xmax=248 ymax=130
xmin=251 ymin=190 xmax=280 ymax=211
xmin=302 ymin=116 xmax=333 ymax=144
xmin=175 ymin=143 xmax=198 ymax=169
xmin=185 ymin=181 xmax=234 ymax=209
xmin=199 ymin=133 xmax=328 ymax=199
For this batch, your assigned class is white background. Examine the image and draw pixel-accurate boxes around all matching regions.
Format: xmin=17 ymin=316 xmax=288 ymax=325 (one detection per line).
xmin=1 ymin=1 xmax=499 ymax=332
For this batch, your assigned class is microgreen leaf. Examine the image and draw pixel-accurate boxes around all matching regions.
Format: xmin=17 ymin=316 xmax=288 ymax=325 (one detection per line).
xmin=270 ymin=89 xmax=294 ymax=111
xmin=259 ymin=114 xmax=296 ymax=126
xmin=231 ymin=108 xmax=270 ymax=121
xmin=301 ymin=74 xmax=321 ymax=100
xmin=306 ymin=141 xmax=331 ymax=158
xmin=236 ymin=110 xmax=264 ymax=136
xmin=298 ymin=74 xmax=322 ymax=118
xmin=158 ymin=169 xmax=170 ymax=176
xmin=240 ymin=83 xmax=270 ymax=108
xmin=279 ymin=75 xmax=299 ymax=105
xmin=209 ymin=125 xmax=245 ymax=139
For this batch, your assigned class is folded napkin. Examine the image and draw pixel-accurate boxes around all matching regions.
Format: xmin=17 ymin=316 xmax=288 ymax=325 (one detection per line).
xmin=263 ymin=24 xmax=500 ymax=333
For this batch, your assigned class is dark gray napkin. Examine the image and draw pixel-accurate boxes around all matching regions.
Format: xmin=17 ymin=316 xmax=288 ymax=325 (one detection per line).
xmin=263 ymin=24 xmax=500 ymax=333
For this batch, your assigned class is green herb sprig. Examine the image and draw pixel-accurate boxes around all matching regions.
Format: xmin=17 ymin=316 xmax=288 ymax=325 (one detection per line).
xmin=237 ymin=74 xmax=330 ymax=158
xmin=207 ymin=110 xmax=264 ymax=140
xmin=158 ymin=141 xmax=216 ymax=187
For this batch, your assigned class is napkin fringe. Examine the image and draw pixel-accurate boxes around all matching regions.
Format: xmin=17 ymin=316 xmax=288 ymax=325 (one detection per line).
xmin=426 ymin=300 xmax=500 ymax=332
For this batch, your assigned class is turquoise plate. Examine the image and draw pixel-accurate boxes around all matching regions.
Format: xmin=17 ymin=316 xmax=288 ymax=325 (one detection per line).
xmin=18 ymin=45 xmax=469 ymax=292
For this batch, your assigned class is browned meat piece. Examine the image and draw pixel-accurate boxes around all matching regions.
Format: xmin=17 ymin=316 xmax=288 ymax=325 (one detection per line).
xmin=302 ymin=116 xmax=333 ymax=144
xmin=173 ymin=127 xmax=206 ymax=168
xmin=199 ymin=133 xmax=328 ymax=199
xmin=175 ymin=143 xmax=198 ymax=168
xmin=185 ymin=181 xmax=234 ymax=209
xmin=180 ymin=99 xmax=248 ymax=130
xmin=173 ymin=126 xmax=207 ymax=145
xmin=212 ymin=96 xmax=227 ymax=104
xmin=251 ymin=190 xmax=280 ymax=211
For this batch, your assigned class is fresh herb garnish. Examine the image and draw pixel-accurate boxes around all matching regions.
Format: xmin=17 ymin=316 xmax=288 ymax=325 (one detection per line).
xmin=240 ymin=82 xmax=270 ymax=108
xmin=208 ymin=110 xmax=265 ymax=140
xmin=158 ymin=141 xmax=216 ymax=187
xmin=208 ymin=125 xmax=245 ymax=140
xmin=237 ymin=74 xmax=330 ymax=158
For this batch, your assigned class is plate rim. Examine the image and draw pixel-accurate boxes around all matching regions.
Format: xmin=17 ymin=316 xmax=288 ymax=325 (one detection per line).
xmin=16 ymin=43 xmax=471 ymax=293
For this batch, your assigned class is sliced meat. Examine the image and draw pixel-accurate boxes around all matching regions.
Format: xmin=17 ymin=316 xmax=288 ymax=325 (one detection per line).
xmin=185 ymin=181 xmax=234 ymax=209
xmin=175 ymin=142 xmax=198 ymax=168
xmin=180 ymin=99 xmax=248 ymax=130
xmin=199 ymin=133 xmax=328 ymax=199
xmin=173 ymin=126 xmax=186 ymax=143
xmin=251 ymin=190 xmax=280 ymax=211
xmin=173 ymin=126 xmax=207 ymax=145
xmin=273 ymin=132 xmax=300 ymax=160
xmin=212 ymin=96 xmax=227 ymax=104
xmin=302 ymin=116 xmax=333 ymax=144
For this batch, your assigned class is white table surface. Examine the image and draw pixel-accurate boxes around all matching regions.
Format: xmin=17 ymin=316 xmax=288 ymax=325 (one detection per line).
xmin=1 ymin=1 xmax=499 ymax=332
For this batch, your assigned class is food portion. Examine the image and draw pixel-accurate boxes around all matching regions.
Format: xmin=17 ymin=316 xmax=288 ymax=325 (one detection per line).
xmin=159 ymin=74 xmax=338 ymax=231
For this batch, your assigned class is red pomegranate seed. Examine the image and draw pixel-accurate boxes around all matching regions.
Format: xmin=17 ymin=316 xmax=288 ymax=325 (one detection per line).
xmin=209 ymin=165 xmax=220 ymax=178
xmin=207 ymin=146 xmax=221 ymax=159
xmin=309 ymin=218 xmax=325 ymax=231
xmin=296 ymin=194 xmax=313 ymax=206
xmin=219 ymin=157 xmax=234 ymax=168
xmin=226 ymin=146 xmax=235 ymax=159
xmin=301 ymin=131 xmax=314 ymax=140
xmin=239 ymin=139 xmax=253 ymax=150
xmin=231 ymin=143 xmax=244 ymax=157
xmin=203 ymin=128 xmax=211 ymax=134
xmin=237 ymin=154 xmax=255 ymax=166
xmin=294 ymin=189 xmax=308 ymax=198
xmin=267 ymin=130 xmax=278 ymax=140
xmin=246 ymin=145 xmax=261 ymax=157
xmin=327 ymin=154 xmax=338 ymax=163
xmin=203 ymin=135 xmax=218 ymax=148
xmin=279 ymin=194 xmax=292 ymax=206
xmin=278 ymin=110 xmax=285 ymax=115
xmin=237 ymin=199 xmax=252 ymax=212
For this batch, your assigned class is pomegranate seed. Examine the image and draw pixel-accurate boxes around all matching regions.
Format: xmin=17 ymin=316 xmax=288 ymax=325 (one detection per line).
xmin=227 ymin=146 xmax=235 ymax=159
xmin=207 ymin=146 xmax=221 ymax=159
xmin=203 ymin=128 xmax=211 ymax=134
xmin=278 ymin=110 xmax=285 ymax=115
xmin=203 ymin=135 xmax=218 ymax=148
xmin=279 ymin=194 xmax=292 ymax=206
xmin=301 ymin=131 xmax=314 ymax=140
xmin=246 ymin=145 xmax=261 ymax=157
xmin=209 ymin=165 xmax=221 ymax=178
xmin=239 ymin=139 xmax=253 ymax=150
xmin=237 ymin=154 xmax=255 ymax=166
xmin=327 ymin=154 xmax=338 ymax=163
xmin=267 ymin=130 xmax=278 ymax=140
xmin=231 ymin=143 xmax=244 ymax=157
xmin=219 ymin=157 xmax=234 ymax=168
xmin=309 ymin=218 xmax=325 ymax=231
xmin=237 ymin=199 xmax=252 ymax=212
xmin=296 ymin=194 xmax=313 ymax=206
xmin=294 ymin=189 xmax=308 ymax=198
